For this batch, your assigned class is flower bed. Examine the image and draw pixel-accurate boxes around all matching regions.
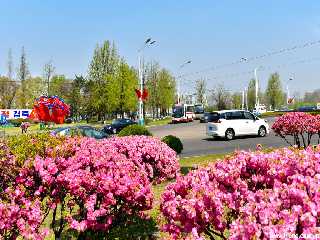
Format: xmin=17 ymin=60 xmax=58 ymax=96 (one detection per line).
xmin=0 ymin=135 xmax=179 ymax=239
xmin=160 ymin=146 xmax=320 ymax=239
xmin=272 ymin=112 xmax=320 ymax=148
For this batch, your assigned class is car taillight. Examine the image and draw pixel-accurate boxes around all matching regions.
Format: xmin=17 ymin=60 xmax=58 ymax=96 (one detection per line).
xmin=214 ymin=120 xmax=221 ymax=123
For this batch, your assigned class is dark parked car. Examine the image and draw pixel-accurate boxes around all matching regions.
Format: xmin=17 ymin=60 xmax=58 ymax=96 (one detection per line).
xmin=52 ymin=126 xmax=109 ymax=139
xmin=297 ymin=106 xmax=317 ymax=112
xmin=103 ymin=118 xmax=137 ymax=134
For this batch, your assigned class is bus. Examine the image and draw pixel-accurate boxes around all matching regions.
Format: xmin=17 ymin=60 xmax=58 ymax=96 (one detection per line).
xmin=194 ymin=104 xmax=205 ymax=120
xmin=172 ymin=104 xmax=195 ymax=123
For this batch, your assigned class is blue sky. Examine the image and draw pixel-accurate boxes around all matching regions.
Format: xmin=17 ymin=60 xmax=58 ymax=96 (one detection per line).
xmin=0 ymin=0 xmax=319 ymax=95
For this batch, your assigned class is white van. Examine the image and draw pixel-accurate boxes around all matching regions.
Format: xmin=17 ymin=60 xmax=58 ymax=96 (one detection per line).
xmin=206 ymin=110 xmax=269 ymax=140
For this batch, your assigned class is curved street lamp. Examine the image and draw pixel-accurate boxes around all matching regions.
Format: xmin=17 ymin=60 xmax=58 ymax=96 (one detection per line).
xmin=177 ymin=60 xmax=192 ymax=104
xmin=138 ymin=38 xmax=156 ymax=125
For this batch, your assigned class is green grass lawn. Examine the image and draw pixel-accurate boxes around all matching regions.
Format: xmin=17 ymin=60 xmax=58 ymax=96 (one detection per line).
xmin=0 ymin=118 xmax=171 ymax=137
xmin=145 ymin=117 xmax=172 ymax=127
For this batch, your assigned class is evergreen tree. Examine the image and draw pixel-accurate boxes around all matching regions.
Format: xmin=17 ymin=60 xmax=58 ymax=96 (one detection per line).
xmin=195 ymin=78 xmax=206 ymax=104
xmin=266 ymin=72 xmax=284 ymax=110
xmin=247 ymin=79 xmax=256 ymax=110
xmin=87 ymin=40 xmax=119 ymax=120
xmin=108 ymin=60 xmax=138 ymax=118
xmin=16 ymin=47 xmax=30 ymax=108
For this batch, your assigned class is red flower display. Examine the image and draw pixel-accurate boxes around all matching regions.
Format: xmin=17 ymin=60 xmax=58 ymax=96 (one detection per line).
xmin=29 ymin=96 xmax=70 ymax=124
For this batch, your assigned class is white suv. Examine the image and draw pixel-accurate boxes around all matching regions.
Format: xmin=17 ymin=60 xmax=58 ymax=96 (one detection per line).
xmin=206 ymin=110 xmax=269 ymax=140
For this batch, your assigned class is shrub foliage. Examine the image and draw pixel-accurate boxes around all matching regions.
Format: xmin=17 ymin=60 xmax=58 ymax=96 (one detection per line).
xmin=118 ymin=125 xmax=152 ymax=137
xmin=162 ymin=135 xmax=183 ymax=154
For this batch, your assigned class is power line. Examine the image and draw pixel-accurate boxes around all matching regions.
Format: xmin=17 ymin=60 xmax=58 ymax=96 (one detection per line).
xmin=179 ymin=56 xmax=320 ymax=86
xmin=178 ymin=39 xmax=320 ymax=79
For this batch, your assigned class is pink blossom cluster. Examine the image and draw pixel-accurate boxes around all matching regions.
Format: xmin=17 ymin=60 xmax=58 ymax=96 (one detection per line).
xmin=0 ymin=135 xmax=179 ymax=239
xmin=34 ymin=137 xmax=154 ymax=233
xmin=0 ymin=186 xmax=47 ymax=240
xmin=160 ymin=146 xmax=320 ymax=240
xmin=0 ymin=141 xmax=19 ymax=192
xmin=106 ymin=136 xmax=180 ymax=182
xmin=272 ymin=112 xmax=320 ymax=148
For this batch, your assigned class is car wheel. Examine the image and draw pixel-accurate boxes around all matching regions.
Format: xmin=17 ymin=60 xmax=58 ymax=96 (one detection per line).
xmin=225 ymin=128 xmax=234 ymax=141
xmin=258 ymin=126 xmax=267 ymax=137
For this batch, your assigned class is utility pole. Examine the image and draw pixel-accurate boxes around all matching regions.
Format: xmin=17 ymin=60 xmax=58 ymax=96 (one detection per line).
xmin=254 ymin=67 xmax=259 ymax=109
xmin=241 ymin=90 xmax=245 ymax=110
xmin=138 ymin=38 xmax=156 ymax=125
xmin=177 ymin=60 xmax=192 ymax=104
xmin=245 ymin=87 xmax=248 ymax=110
xmin=286 ymin=78 xmax=293 ymax=106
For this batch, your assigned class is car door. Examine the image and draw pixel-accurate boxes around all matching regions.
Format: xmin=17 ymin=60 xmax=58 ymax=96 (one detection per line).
xmin=228 ymin=111 xmax=246 ymax=136
xmin=243 ymin=111 xmax=258 ymax=134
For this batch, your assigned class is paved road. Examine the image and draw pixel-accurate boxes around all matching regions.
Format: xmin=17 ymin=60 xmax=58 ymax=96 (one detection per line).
xmin=149 ymin=118 xmax=317 ymax=157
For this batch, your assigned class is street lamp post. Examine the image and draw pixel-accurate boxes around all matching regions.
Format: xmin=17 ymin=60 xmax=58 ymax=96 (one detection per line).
xmin=138 ymin=38 xmax=156 ymax=126
xmin=254 ymin=66 xmax=263 ymax=110
xmin=254 ymin=67 xmax=259 ymax=109
xmin=177 ymin=60 xmax=191 ymax=104
xmin=286 ymin=78 xmax=293 ymax=106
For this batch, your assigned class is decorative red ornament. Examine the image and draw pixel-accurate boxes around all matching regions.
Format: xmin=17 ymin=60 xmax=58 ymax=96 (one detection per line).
xmin=135 ymin=88 xmax=148 ymax=101
xmin=142 ymin=88 xmax=148 ymax=100
xmin=135 ymin=89 xmax=142 ymax=99
xmin=29 ymin=95 xmax=70 ymax=124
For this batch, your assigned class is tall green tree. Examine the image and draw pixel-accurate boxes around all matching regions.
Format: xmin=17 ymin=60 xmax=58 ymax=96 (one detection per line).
xmin=232 ymin=92 xmax=242 ymax=109
xmin=195 ymin=78 xmax=206 ymax=104
xmin=247 ymin=79 xmax=256 ymax=110
xmin=0 ymin=76 xmax=18 ymax=108
xmin=108 ymin=60 xmax=138 ymax=118
xmin=50 ymin=75 xmax=72 ymax=100
xmin=145 ymin=62 xmax=176 ymax=118
xmin=15 ymin=77 xmax=44 ymax=108
xmin=157 ymin=69 xmax=176 ymax=116
xmin=265 ymin=72 xmax=284 ymax=110
xmin=69 ymin=75 xmax=86 ymax=120
xmin=16 ymin=47 xmax=30 ymax=108
xmin=211 ymin=83 xmax=231 ymax=110
xmin=0 ymin=49 xmax=18 ymax=108
xmin=87 ymin=40 xmax=119 ymax=120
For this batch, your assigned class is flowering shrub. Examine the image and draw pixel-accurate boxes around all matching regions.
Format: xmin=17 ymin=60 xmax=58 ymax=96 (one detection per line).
xmin=272 ymin=112 xmax=320 ymax=148
xmin=6 ymin=133 xmax=65 ymax=166
xmin=0 ymin=135 xmax=178 ymax=239
xmin=160 ymin=146 xmax=320 ymax=239
xmin=33 ymin=137 xmax=154 ymax=239
xmin=106 ymin=136 xmax=180 ymax=182
xmin=0 ymin=141 xmax=19 ymax=192
xmin=0 ymin=186 xmax=47 ymax=240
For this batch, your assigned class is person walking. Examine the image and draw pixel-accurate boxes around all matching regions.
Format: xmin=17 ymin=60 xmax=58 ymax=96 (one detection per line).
xmin=21 ymin=122 xmax=30 ymax=134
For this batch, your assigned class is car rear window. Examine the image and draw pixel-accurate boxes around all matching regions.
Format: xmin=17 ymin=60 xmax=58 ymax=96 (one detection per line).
xmin=207 ymin=112 xmax=220 ymax=122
